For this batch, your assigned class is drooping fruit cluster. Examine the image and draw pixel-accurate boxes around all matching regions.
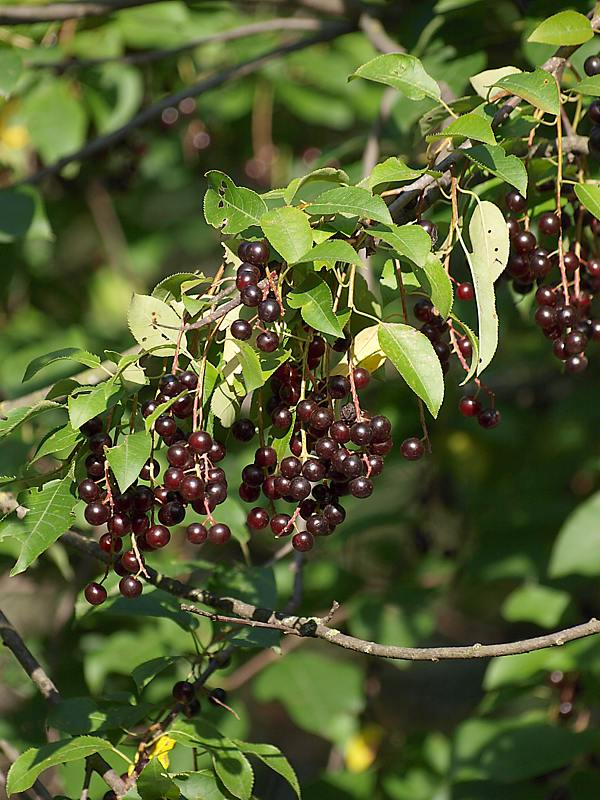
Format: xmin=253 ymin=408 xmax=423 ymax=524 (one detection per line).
xmin=503 ymin=190 xmax=600 ymax=375
xmin=231 ymin=240 xmax=284 ymax=352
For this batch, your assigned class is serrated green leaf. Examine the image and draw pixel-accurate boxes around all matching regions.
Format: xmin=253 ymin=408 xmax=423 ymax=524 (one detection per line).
xmin=373 ymin=223 xmax=432 ymax=267
xmin=307 ymin=186 xmax=392 ymax=225
xmin=33 ymin=423 xmax=82 ymax=461
xmin=350 ymin=53 xmax=440 ymax=102
xmin=287 ymin=276 xmax=344 ymax=338
xmin=5 ymin=475 xmax=76 ymax=576
xmin=528 ymin=11 xmax=592 ymax=46
xmin=493 ymin=68 xmax=560 ymax=116
xmin=0 ymin=400 xmax=62 ymax=440
xmin=412 ymin=253 xmax=453 ymax=319
xmin=362 ymin=156 xmax=426 ymax=190
xmin=0 ymin=48 xmax=23 ymax=99
xmin=137 ymin=760 xmax=180 ymax=800
xmin=260 ymin=206 xmax=313 ymax=264
xmin=212 ymin=749 xmax=254 ymax=800
xmin=234 ymin=741 xmax=300 ymax=798
xmin=204 ymin=170 xmax=267 ymax=234
xmin=463 ymin=144 xmax=528 ymax=197
xmin=7 ymin=737 xmax=114 ymax=795
xmin=428 ymin=111 xmax=495 ymax=144
xmin=234 ymin=340 xmax=264 ymax=392
xmin=172 ymin=771 xmax=237 ymax=800
xmin=106 ymin=431 xmax=152 ymax=493
xmin=67 ymin=381 xmax=121 ymax=430
xmin=127 ymin=293 xmax=185 ymax=357
xmin=549 ymin=491 xmax=600 ymax=577
xmin=463 ymin=200 xmax=510 ymax=375
xmin=574 ymin=183 xmax=600 ymax=221
xmin=282 ymin=167 xmax=349 ymax=205
xmin=298 ymin=239 xmax=362 ymax=267
xmin=378 ymin=322 xmax=444 ymax=417
xmin=23 ymin=348 xmax=102 ymax=383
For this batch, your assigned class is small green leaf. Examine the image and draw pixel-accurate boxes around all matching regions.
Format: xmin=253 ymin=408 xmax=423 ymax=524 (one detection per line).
xmin=428 ymin=111 xmax=495 ymax=144
xmin=234 ymin=741 xmax=300 ymax=798
xmin=234 ymin=340 xmax=264 ymax=393
xmin=378 ymin=322 xmax=444 ymax=417
xmin=412 ymin=253 xmax=454 ymax=319
xmin=493 ymin=68 xmax=560 ymax=116
xmin=550 ymin=491 xmax=600 ymax=577
xmin=574 ymin=183 xmax=600 ymax=221
xmin=287 ymin=276 xmax=344 ymax=338
xmin=501 ymin=584 xmax=571 ymax=628
xmin=363 ymin=156 xmax=426 ymax=190
xmin=464 ymin=200 xmax=510 ymax=375
xmin=0 ymin=400 xmax=61 ymax=440
xmin=68 ymin=381 xmax=121 ymax=430
xmin=463 ymin=144 xmax=528 ymax=197
xmin=0 ymin=48 xmax=23 ymax=98
xmin=137 ymin=760 xmax=180 ymax=800
xmin=212 ymin=749 xmax=254 ymax=800
xmin=33 ymin=423 xmax=82 ymax=461
xmin=127 ymin=293 xmax=184 ymax=357
xmin=373 ymin=223 xmax=432 ymax=267
xmin=307 ymin=186 xmax=392 ymax=225
xmin=470 ymin=66 xmax=521 ymax=99
xmin=23 ymin=348 xmax=101 ymax=382
xmin=5 ymin=475 xmax=76 ymax=576
xmin=282 ymin=166 xmax=349 ymax=204
xmin=571 ymin=75 xmax=600 ymax=96
xmin=204 ymin=170 xmax=267 ymax=234
xmin=106 ymin=431 xmax=152 ymax=493
xmin=7 ymin=737 xmax=114 ymax=795
xmin=132 ymin=656 xmax=181 ymax=693
xmin=260 ymin=206 xmax=313 ymax=264
xmin=350 ymin=53 xmax=441 ymax=102
xmin=298 ymin=239 xmax=362 ymax=267
xmin=22 ymin=79 xmax=87 ymax=165
xmin=528 ymin=11 xmax=593 ymax=46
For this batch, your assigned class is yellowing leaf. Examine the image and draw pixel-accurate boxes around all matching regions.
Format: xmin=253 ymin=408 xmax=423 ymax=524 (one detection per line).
xmin=148 ymin=735 xmax=176 ymax=769
xmin=345 ymin=725 xmax=383 ymax=773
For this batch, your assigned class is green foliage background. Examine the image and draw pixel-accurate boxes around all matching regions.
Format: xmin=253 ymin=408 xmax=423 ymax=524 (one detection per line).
xmin=3 ymin=1 xmax=600 ymax=798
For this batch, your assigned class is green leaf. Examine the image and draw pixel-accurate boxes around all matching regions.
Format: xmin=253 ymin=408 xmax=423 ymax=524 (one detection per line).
xmin=412 ymin=253 xmax=454 ymax=319
xmin=528 ymin=11 xmax=593 ymax=46
xmin=350 ymin=53 xmax=441 ymax=102
xmin=463 ymin=144 xmax=528 ymax=196
xmin=172 ymin=770 xmax=237 ymax=800
xmin=0 ymin=48 xmax=22 ymax=98
xmin=212 ymin=749 xmax=254 ymax=800
xmin=287 ymin=275 xmax=344 ymax=338
xmin=33 ymin=423 xmax=82 ymax=461
xmin=282 ymin=167 xmax=349 ymax=205
xmin=6 ymin=737 xmax=114 ymax=795
xmin=470 ymin=66 xmax=522 ymax=99
xmin=428 ymin=112 xmax=495 ymax=144
xmin=362 ymin=156 xmax=426 ymax=190
xmin=260 ymin=206 xmax=313 ymax=264
xmin=501 ymin=584 xmax=571 ymax=628
xmin=378 ymin=322 xmax=444 ymax=417
xmin=549 ymin=491 xmax=600 ymax=577
xmin=234 ymin=741 xmax=300 ymax=799
xmin=373 ymin=223 xmax=432 ymax=267
xmin=0 ymin=188 xmax=35 ymax=241
xmin=298 ymin=239 xmax=362 ymax=267
xmin=574 ymin=183 xmax=600 ymax=221
xmin=5 ymin=475 xmax=76 ymax=576
xmin=22 ymin=79 xmax=87 ymax=165
xmin=0 ymin=400 xmax=61 ymax=440
xmin=211 ymin=382 xmax=239 ymax=427
xmin=463 ymin=200 xmax=510 ymax=375
xmin=23 ymin=348 xmax=102 ymax=382
xmin=571 ymin=75 xmax=600 ymax=96
xmin=453 ymin=317 xmax=480 ymax=385
xmin=204 ymin=170 xmax=267 ymax=234
xmin=137 ymin=760 xmax=180 ymax=800
xmin=68 ymin=381 xmax=121 ymax=430
xmin=106 ymin=431 xmax=152 ymax=493
xmin=493 ymin=68 xmax=560 ymax=116
xmin=253 ymin=651 xmax=364 ymax=744
xmin=127 ymin=293 xmax=184 ymax=357
xmin=132 ymin=656 xmax=181 ymax=693
xmin=234 ymin=340 xmax=264 ymax=393
xmin=307 ymin=186 xmax=392 ymax=225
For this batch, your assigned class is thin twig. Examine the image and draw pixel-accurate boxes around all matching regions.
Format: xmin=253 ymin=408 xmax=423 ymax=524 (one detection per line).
xmin=0 ymin=0 xmax=164 ymax=24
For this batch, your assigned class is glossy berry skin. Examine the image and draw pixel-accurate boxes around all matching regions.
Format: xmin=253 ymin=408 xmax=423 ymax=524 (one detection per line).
xmin=400 ymin=437 xmax=424 ymax=461
xmin=270 ymin=513 xmax=291 ymax=536
xmin=167 ymin=444 xmax=189 ymax=468
xmin=258 ymin=298 xmax=280 ymax=322
xmin=121 ymin=549 xmax=143 ymax=573
xmin=108 ymin=513 xmax=132 ymax=537
xmin=99 ymin=533 xmax=122 ymax=553
xmin=478 ymin=408 xmax=501 ymax=429
xmin=232 ymin=418 xmax=255 ymax=442
xmin=302 ymin=458 xmax=326 ymax=482
xmin=315 ymin=437 xmax=337 ymax=461
xmin=306 ymin=515 xmax=330 ymax=536
xmin=353 ymin=367 xmax=371 ymax=389
xmin=209 ymin=688 xmax=227 ymax=706
xmin=236 ymin=271 xmax=257 ymax=291
xmin=565 ymin=354 xmax=588 ymax=373
xmin=534 ymin=306 xmax=557 ymax=330
xmin=140 ymin=458 xmax=160 ymax=481
xmin=158 ymin=501 xmax=186 ymax=526
xmin=351 ymin=422 xmax=372 ymax=446
xmin=564 ymin=331 xmax=588 ymax=355
xmin=231 ymin=320 xmax=252 ymax=341
xmin=245 ymin=240 xmax=270 ymax=265
xmin=535 ymin=286 xmax=556 ymax=306
xmin=132 ymin=515 xmax=150 ymax=536
xmin=458 ymin=337 xmax=473 ymax=359
xmin=459 ymin=396 xmax=482 ymax=417
xmin=85 ymin=455 xmax=105 ymax=479
xmin=257 ymin=331 xmax=279 ymax=352
xmin=119 ymin=575 xmax=143 ymax=598
xmin=272 ymin=406 xmax=292 ymax=429
xmin=85 ymin=502 xmax=110 ymax=526
xmin=584 ymin=55 xmax=600 ymax=77
xmin=187 ymin=523 xmax=208 ymax=544
xmin=514 ymin=231 xmax=536 ymax=254
xmin=280 ymin=456 xmax=302 ymax=478
xmin=563 ymin=251 xmax=579 ymax=273
xmin=330 ymin=421 xmax=351 ymax=444
xmin=323 ymin=503 xmax=346 ymax=526
xmin=292 ymin=531 xmax=314 ymax=552
xmin=589 ymin=100 xmax=600 ymax=125
xmin=290 ymin=476 xmax=311 ymax=501
xmin=414 ymin=299 xmax=433 ymax=322
xmin=141 ymin=400 xmax=159 ymax=419
xmin=188 ymin=430 xmax=212 ymax=454
xmin=310 ymin=407 xmax=334 ymax=432
xmin=179 ymin=371 xmax=198 ymax=389
xmin=146 ymin=524 xmax=171 ymax=549
xmin=457 ymin=282 xmax=474 ymax=301
xmin=180 ymin=475 xmax=205 ymax=502
xmin=84 ymin=582 xmax=107 ymax=606
xmin=308 ymin=337 xmax=326 ymax=360
xmin=208 ymin=523 xmax=231 ymax=545
xmin=255 ymin=446 xmax=277 ymax=468
xmin=417 ymin=219 xmax=438 ymax=245
xmin=239 ymin=482 xmax=260 ymax=502
xmin=78 ymin=479 xmax=100 ymax=503
xmin=506 ymin=190 xmax=527 ymax=214
xmin=241 ymin=284 xmax=261 ymax=307
xmin=247 ymin=507 xmax=270 ymax=530
xmin=173 ymin=681 xmax=195 ymax=702
xmin=328 ymin=375 xmax=350 ymax=399
xmin=538 ymin=212 xmax=560 ymax=236
xmin=349 ymin=477 xmax=373 ymax=498
xmin=134 ymin=486 xmax=154 ymax=512
xmin=155 ymin=416 xmax=177 ymax=439
xmin=164 ymin=467 xmax=184 ymax=491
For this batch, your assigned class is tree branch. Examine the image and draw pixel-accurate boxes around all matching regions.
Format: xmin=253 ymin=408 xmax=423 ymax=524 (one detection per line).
xmin=0 ymin=0 xmax=164 ymax=24
xmin=59 ymin=529 xmax=600 ymax=664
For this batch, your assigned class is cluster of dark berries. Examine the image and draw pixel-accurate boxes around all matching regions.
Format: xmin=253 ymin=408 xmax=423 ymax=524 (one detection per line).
xmin=171 ymin=680 xmax=227 ymax=719
xmin=584 ymin=55 xmax=600 ymax=160
xmin=457 ymin=395 xmax=501 ymax=428
xmin=414 ymin=297 xmax=466 ymax=376
xmin=231 ymin=240 xmax=284 ymax=352
xmin=503 ymin=190 xmax=600 ymax=374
